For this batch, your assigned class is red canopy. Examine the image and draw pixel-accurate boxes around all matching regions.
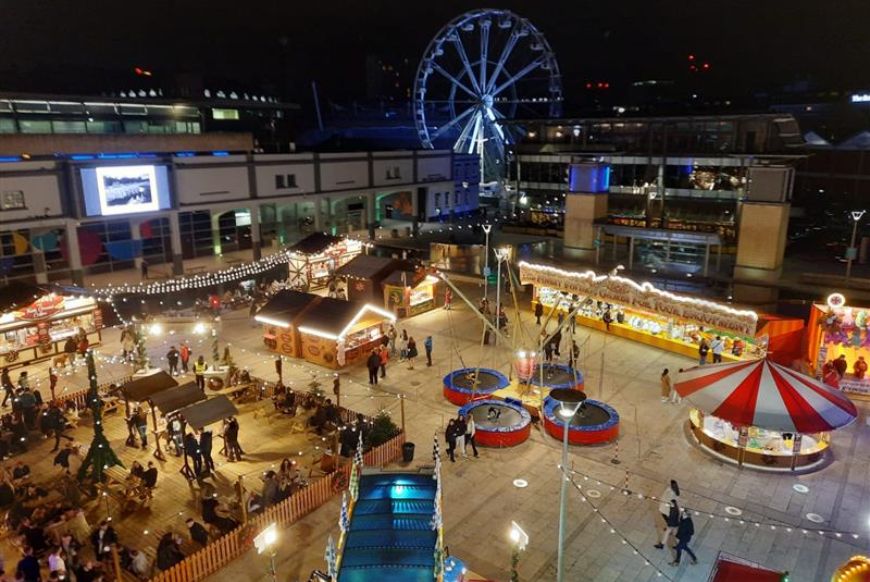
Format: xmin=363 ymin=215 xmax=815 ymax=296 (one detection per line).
xmin=675 ymin=359 xmax=858 ymax=433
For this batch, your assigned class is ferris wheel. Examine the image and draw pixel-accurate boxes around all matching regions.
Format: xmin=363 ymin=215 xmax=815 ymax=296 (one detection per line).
xmin=414 ymin=9 xmax=562 ymax=184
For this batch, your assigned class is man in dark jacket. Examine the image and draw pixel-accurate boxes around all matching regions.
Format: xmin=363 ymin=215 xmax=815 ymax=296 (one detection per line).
xmin=654 ymin=499 xmax=680 ymax=550
xmin=186 ymin=518 xmax=209 ymax=547
xmin=366 ymin=350 xmax=380 ymax=385
xmin=16 ymin=546 xmax=41 ymax=582
xmin=184 ymin=432 xmax=202 ymax=476
xmin=199 ymin=429 xmax=215 ymax=473
xmin=45 ymin=402 xmax=66 ymax=452
xmin=1 ymin=367 xmax=13 ymax=407
xmin=534 ymin=302 xmax=544 ymax=325
xmin=142 ymin=461 xmax=159 ymax=488
xmin=90 ymin=521 xmax=118 ymax=558
xmin=166 ymin=346 xmax=180 ymax=376
xmin=670 ymin=509 xmax=698 ymax=566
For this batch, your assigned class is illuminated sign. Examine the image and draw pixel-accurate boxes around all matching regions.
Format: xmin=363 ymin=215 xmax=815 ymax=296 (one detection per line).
xmin=96 ymin=165 xmax=160 ymax=216
xmin=826 ymin=293 xmax=847 ymax=309
xmin=851 ymin=93 xmax=870 ymax=103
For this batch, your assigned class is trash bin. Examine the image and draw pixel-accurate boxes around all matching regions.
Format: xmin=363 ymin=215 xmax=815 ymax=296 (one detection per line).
xmin=402 ymin=442 xmax=415 ymax=463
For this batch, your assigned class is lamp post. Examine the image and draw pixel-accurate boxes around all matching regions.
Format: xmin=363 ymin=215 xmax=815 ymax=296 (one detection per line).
xmin=550 ymin=388 xmax=587 ymax=582
xmin=254 ymin=523 xmax=279 ymax=581
xmin=509 ymin=520 xmax=529 ymax=582
xmin=482 ymin=224 xmax=492 ymax=300
xmin=846 ymin=210 xmax=866 ymax=281
xmin=493 ymin=246 xmax=512 ymax=346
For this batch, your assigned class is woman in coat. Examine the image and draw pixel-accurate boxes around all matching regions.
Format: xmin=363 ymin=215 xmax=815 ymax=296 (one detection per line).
xmin=445 ymin=420 xmax=457 ymax=463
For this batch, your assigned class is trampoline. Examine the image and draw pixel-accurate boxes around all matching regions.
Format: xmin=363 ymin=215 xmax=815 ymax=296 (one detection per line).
xmin=459 ymin=399 xmax=531 ymax=447
xmin=338 ymin=473 xmax=437 ymax=582
xmin=542 ymin=396 xmax=619 ymax=445
xmin=443 ymin=367 xmax=510 ymax=406
xmin=528 ymin=363 xmax=584 ymax=391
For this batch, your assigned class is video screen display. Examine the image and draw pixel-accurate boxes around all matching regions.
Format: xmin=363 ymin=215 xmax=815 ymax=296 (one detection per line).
xmin=81 ymin=165 xmax=172 ymax=217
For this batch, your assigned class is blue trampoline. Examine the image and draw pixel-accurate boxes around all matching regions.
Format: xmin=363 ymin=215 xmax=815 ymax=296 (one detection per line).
xmin=443 ymin=367 xmax=511 ymax=405
xmin=338 ymin=473 xmax=438 ymax=581
xmin=528 ymin=363 xmax=584 ymax=391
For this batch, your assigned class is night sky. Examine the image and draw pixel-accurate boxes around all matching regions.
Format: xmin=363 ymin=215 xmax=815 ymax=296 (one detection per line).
xmin=2 ymin=0 xmax=869 ymax=102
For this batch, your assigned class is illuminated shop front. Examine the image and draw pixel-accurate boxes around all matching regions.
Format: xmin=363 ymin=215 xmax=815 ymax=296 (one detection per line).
xmin=335 ymin=255 xmax=398 ymax=303
xmin=383 ymin=269 xmax=439 ymax=319
xmin=805 ymin=293 xmax=870 ymax=398
xmin=286 ymin=232 xmax=364 ymax=291
xmin=519 ymin=261 xmax=803 ymax=363
xmin=0 ymin=291 xmax=102 ymax=366
xmin=255 ymin=290 xmax=322 ymax=358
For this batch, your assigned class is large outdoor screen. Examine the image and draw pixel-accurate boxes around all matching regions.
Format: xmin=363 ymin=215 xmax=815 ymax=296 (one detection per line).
xmin=81 ymin=165 xmax=172 ymax=216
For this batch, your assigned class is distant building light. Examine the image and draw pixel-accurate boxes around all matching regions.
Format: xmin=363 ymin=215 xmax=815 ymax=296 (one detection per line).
xmin=204 ymin=89 xmax=211 ymax=98
xmin=851 ymin=93 xmax=870 ymax=103
xmin=212 ymin=108 xmax=240 ymax=120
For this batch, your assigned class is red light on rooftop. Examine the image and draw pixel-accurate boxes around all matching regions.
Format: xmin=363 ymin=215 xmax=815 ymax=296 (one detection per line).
xmin=688 ymin=54 xmax=695 ymax=61
xmin=603 ymin=82 xmax=610 ymax=89
xmin=702 ymin=62 xmax=710 ymax=70
xmin=689 ymin=65 xmax=698 ymax=72
xmin=585 ymin=82 xmax=592 ymax=89
xmin=134 ymin=67 xmax=143 ymax=75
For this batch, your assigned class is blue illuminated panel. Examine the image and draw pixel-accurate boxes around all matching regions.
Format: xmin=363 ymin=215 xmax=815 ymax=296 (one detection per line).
xmin=568 ymin=163 xmax=610 ymax=193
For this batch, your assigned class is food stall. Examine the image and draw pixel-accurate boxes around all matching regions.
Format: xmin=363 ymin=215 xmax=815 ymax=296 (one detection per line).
xmin=0 ymin=289 xmax=103 ymax=367
xmin=383 ymin=268 xmax=440 ymax=319
xmin=335 ymin=255 xmax=398 ymax=303
xmin=255 ymin=290 xmax=322 ymax=357
xmin=805 ymin=293 xmax=870 ymax=398
xmin=676 ymin=359 xmax=857 ymax=471
xmin=296 ymin=298 xmax=396 ymax=369
xmin=286 ymin=233 xmax=365 ymax=290
xmin=519 ymin=261 xmax=803 ymax=364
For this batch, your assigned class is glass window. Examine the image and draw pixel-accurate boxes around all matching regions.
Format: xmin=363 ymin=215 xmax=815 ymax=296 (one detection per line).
xmin=0 ymin=118 xmax=15 ymax=133
xmin=1 ymin=191 xmax=25 ymax=210
xmin=18 ymin=120 xmax=52 ymax=133
xmin=212 ymin=108 xmax=240 ymax=120
xmin=124 ymin=120 xmax=147 ymax=134
xmin=51 ymin=120 xmax=87 ymax=134
xmin=86 ymin=120 xmax=121 ymax=133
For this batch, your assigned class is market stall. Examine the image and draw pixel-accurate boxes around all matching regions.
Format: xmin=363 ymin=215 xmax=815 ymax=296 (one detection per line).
xmin=335 ymin=255 xmax=398 ymax=303
xmin=121 ymin=370 xmax=179 ymax=413
xmin=0 ymin=289 xmax=103 ymax=367
xmin=519 ymin=261 xmax=803 ymax=364
xmin=383 ymin=268 xmax=440 ymax=319
xmin=676 ymin=359 xmax=857 ymax=471
xmin=286 ymin=233 xmax=364 ymax=291
xmin=255 ymin=290 xmax=322 ymax=357
xmin=805 ymin=293 xmax=870 ymax=398
xmin=297 ymin=299 xmax=396 ymax=369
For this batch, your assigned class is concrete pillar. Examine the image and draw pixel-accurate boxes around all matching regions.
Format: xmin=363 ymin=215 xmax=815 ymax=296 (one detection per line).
xmin=32 ymin=250 xmax=48 ymax=284
xmin=366 ymin=192 xmax=376 ymax=240
xmin=563 ymin=162 xmax=610 ymax=262
xmin=167 ymin=211 xmax=184 ymax=276
xmin=703 ymin=243 xmax=710 ymax=277
xmin=130 ymin=219 xmax=144 ymax=277
xmin=314 ymin=198 xmax=323 ymax=231
xmin=628 ymin=237 xmax=635 ymax=270
xmin=250 ymin=205 xmax=262 ymax=261
xmin=210 ymin=211 xmax=223 ymax=257
xmin=65 ymin=221 xmax=84 ymax=286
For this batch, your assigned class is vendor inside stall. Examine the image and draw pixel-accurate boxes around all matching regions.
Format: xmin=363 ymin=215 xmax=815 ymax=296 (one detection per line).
xmin=520 ymin=261 xmax=802 ymax=363
xmin=255 ymin=290 xmax=322 ymax=357
xmin=296 ymin=299 xmax=396 ymax=369
xmin=286 ymin=233 xmax=364 ymax=291
xmin=334 ymin=255 xmax=398 ymax=303
xmin=805 ymin=293 xmax=870 ymax=398
xmin=0 ymin=289 xmax=103 ymax=367
xmin=383 ymin=269 xmax=440 ymax=319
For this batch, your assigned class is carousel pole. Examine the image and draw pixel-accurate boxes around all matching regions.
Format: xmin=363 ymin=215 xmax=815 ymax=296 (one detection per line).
xmin=238 ymin=475 xmax=248 ymax=524
xmin=149 ymin=402 xmax=165 ymax=461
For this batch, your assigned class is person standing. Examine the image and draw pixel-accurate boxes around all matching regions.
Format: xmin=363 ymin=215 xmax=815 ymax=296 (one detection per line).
xmin=367 ymin=350 xmax=380 ymax=386
xmin=445 ymin=420 xmax=457 ymax=463
xmin=670 ymin=370 xmax=682 ymax=404
xmin=464 ymin=413 xmax=479 ymax=458
xmin=443 ymin=287 xmax=453 ymax=310
xmin=424 ymin=335 xmax=433 ymax=367
xmin=1 ymin=368 xmax=13 ymax=407
xmin=454 ymin=414 xmax=467 ymax=459
xmin=200 ymin=428 xmax=215 ymax=473
xmin=64 ymin=336 xmax=77 ymax=365
xmin=184 ymin=432 xmax=202 ymax=476
xmin=180 ymin=342 xmax=191 ymax=374
xmin=388 ymin=325 xmax=398 ymax=356
xmin=711 ymin=336 xmax=724 ymax=364
xmin=544 ymin=340 xmax=553 ymax=363
xmin=122 ymin=331 xmax=135 ymax=362
xmin=670 ymin=509 xmax=698 ymax=566
xmin=166 ymin=346 xmax=180 ymax=376
xmin=226 ymin=417 xmax=243 ymax=461
xmin=534 ymin=301 xmax=544 ymax=325
xmin=45 ymin=402 xmax=66 ymax=452
xmin=134 ymin=407 xmax=149 ymax=449
xmin=833 ymin=354 xmax=848 ymax=379
xmin=660 ymin=369 xmax=672 ymax=403
xmin=406 ymin=337 xmax=418 ymax=370
xmin=48 ymin=366 xmax=58 ymax=401
xmin=654 ymin=480 xmax=681 ymax=550
xmin=378 ymin=346 xmax=389 ymax=379
xmin=194 ymin=356 xmax=207 ymax=391
xmin=399 ymin=329 xmax=409 ymax=360
xmin=698 ymin=339 xmax=709 ymax=366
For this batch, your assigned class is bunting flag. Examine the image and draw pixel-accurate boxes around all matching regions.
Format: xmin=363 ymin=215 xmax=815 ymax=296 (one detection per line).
xmin=325 ymin=535 xmax=337 ymax=580
xmin=433 ymin=536 xmax=444 ymax=579
xmin=11 ymin=232 xmax=29 ymax=255
xmin=350 ymin=431 xmax=363 ymax=501
xmin=339 ymin=491 xmax=350 ymax=533
xmin=432 ymin=433 xmax=441 ymax=480
xmin=31 ymin=231 xmax=59 ymax=252
xmin=105 ymin=239 xmax=143 ymax=261
xmin=430 ymin=493 xmax=442 ymax=530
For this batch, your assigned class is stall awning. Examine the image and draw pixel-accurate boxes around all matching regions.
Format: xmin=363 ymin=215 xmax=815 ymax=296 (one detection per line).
xmin=675 ymin=359 xmax=858 ymax=433
xmin=148 ymin=383 xmax=206 ymax=415
xmin=255 ymin=290 xmax=321 ymax=327
xmin=335 ymin=255 xmax=397 ymax=280
xmin=177 ymin=395 xmax=238 ymax=430
xmin=288 ymin=232 xmax=343 ymax=255
xmin=298 ymin=298 xmax=395 ymax=338
xmin=122 ymin=371 xmax=179 ymax=403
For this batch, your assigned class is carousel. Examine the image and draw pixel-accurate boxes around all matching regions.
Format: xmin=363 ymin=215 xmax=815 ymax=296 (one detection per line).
xmin=676 ymin=359 xmax=858 ymax=471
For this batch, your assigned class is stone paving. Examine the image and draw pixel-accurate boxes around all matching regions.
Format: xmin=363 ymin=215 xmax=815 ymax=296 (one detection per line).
xmin=6 ymin=274 xmax=869 ymax=582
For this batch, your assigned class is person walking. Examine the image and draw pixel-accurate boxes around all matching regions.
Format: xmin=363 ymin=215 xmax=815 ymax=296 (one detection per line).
xmin=698 ymin=339 xmax=709 ymax=366
xmin=670 ymin=369 xmax=682 ymax=404
xmin=670 ymin=509 xmax=698 ymax=566
xmin=424 ymin=335 xmax=433 ymax=367
xmin=378 ymin=346 xmax=389 ymax=379
xmin=194 ymin=356 xmax=207 ymax=391
xmin=445 ymin=420 xmax=457 ymax=463
xmin=1 ymin=368 xmax=13 ymax=407
xmin=367 ymin=350 xmax=380 ymax=386
xmin=406 ymin=337 xmax=418 ymax=369
xmin=534 ymin=301 xmax=544 ymax=325
xmin=544 ymin=340 xmax=554 ymax=363
xmin=711 ymin=336 xmax=724 ymax=364
xmin=654 ymin=480 xmax=681 ymax=549
xmin=199 ymin=428 xmax=215 ymax=473
xmin=660 ymin=369 xmax=672 ymax=403
xmin=464 ymin=413 xmax=479 ymax=458
xmin=166 ymin=346 xmax=180 ymax=376
xmin=180 ymin=342 xmax=191 ymax=374
xmin=443 ymin=287 xmax=453 ymax=310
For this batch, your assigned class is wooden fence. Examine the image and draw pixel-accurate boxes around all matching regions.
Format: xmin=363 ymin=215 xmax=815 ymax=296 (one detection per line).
xmin=149 ymin=430 xmax=407 ymax=582
xmin=54 ymin=376 xmax=133 ymax=410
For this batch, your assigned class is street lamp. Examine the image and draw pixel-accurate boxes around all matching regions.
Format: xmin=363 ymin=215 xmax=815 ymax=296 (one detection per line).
xmin=493 ymin=246 xmax=512 ymax=345
xmin=550 ymin=388 xmax=587 ymax=582
xmin=482 ymin=224 xmax=492 ymax=300
xmin=509 ymin=521 xmax=529 ymax=582
xmin=846 ymin=210 xmax=866 ymax=280
xmin=254 ymin=523 xmax=279 ymax=581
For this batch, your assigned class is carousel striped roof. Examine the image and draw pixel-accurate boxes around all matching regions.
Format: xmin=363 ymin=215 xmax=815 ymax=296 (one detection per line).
xmin=675 ymin=359 xmax=858 ymax=433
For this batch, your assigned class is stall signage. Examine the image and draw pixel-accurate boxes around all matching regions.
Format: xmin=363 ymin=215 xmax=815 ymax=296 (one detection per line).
xmin=16 ymin=294 xmax=65 ymax=320
xmin=792 ymin=433 xmax=802 ymax=455
xmin=519 ymin=262 xmax=758 ymax=336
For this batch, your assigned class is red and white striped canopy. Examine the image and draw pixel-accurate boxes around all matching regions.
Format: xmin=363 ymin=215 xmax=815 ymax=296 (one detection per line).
xmin=675 ymin=359 xmax=858 ymax=433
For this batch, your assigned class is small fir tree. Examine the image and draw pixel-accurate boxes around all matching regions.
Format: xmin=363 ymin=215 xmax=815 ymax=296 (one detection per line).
xmin=77 ymin=350 xmax=124 ymax=483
